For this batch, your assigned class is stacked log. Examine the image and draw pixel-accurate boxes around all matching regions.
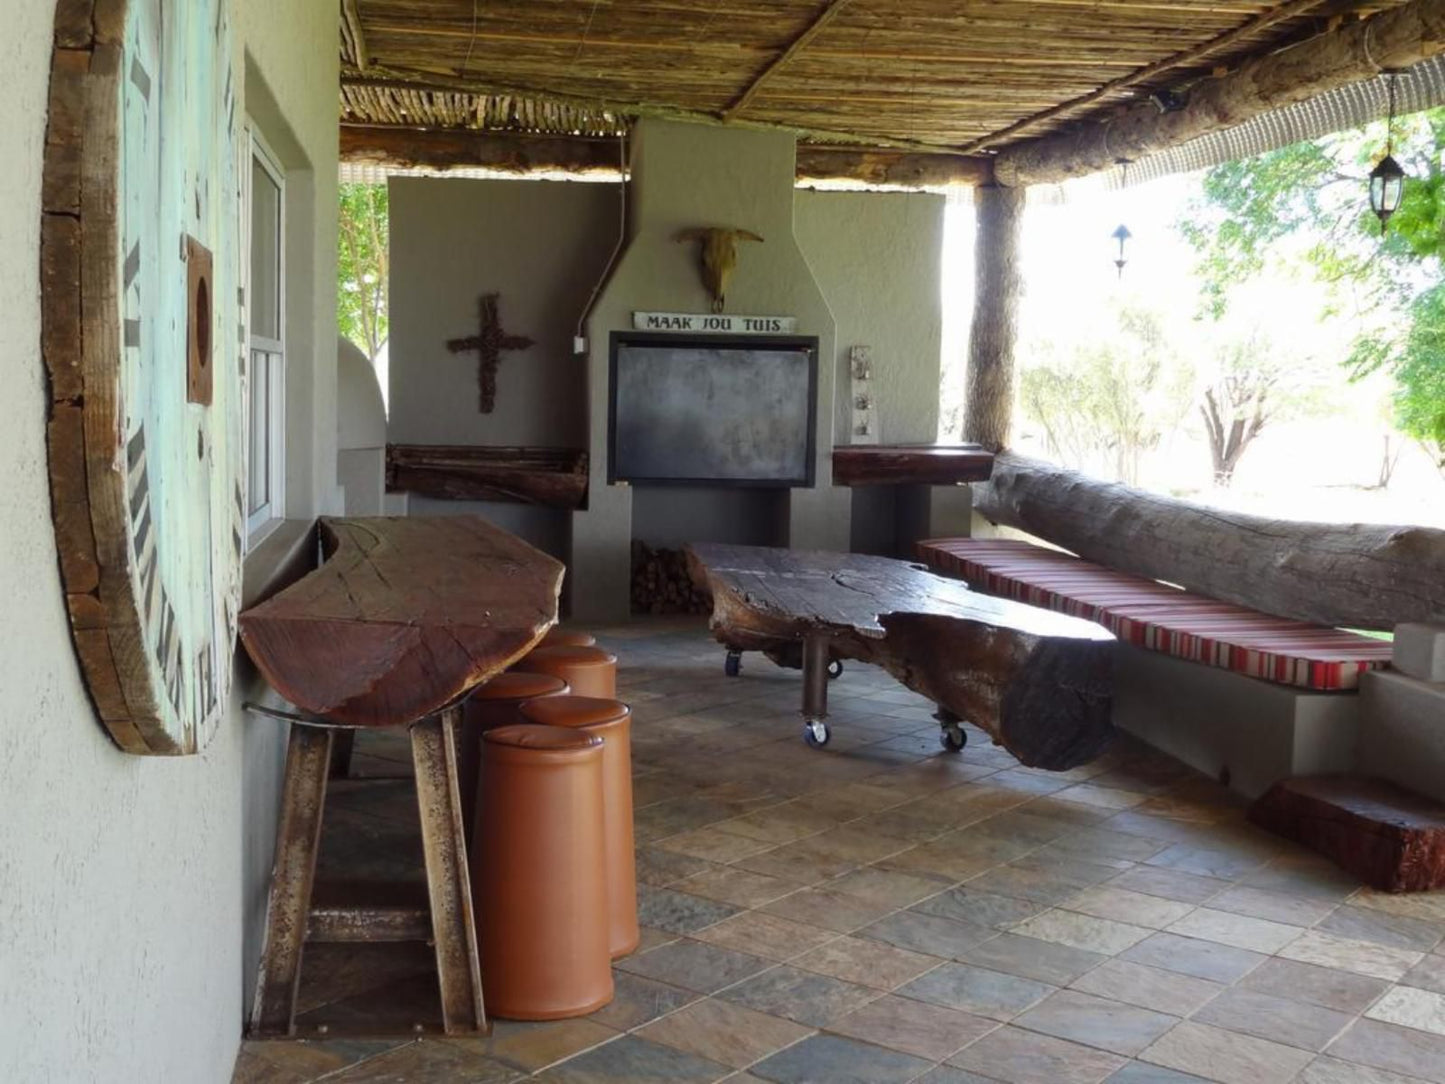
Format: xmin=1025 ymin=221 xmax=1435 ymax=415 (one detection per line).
xmin=631 ymin=541 xmax=712 ymax=616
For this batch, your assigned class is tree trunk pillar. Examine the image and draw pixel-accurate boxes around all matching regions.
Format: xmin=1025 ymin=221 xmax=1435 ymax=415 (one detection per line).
xmin=964 ymin=184 xmax=1026 ymax=451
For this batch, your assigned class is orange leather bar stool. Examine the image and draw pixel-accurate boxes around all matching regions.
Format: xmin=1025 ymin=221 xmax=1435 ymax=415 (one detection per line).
xmin=519 ymin=696 xmax=639 ymax=958
xmin=539 ymin=628 xmax=597 ymax=648
xmin=475 ymin=725 xmax=613 ymax=1020
xmin=513 ymin=645 xmax=618 ymax=698
xmin=458 ymin=672 xmax=569 ymax=851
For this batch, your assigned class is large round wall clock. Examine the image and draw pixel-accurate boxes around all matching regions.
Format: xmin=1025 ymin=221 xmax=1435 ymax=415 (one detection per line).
xmin=41 ymin=0 xmax=246 ymax=755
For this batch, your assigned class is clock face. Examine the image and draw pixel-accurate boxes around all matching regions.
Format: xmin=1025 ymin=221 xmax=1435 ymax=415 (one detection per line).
xmin=43 ymin=0 xmax=244 ymax=754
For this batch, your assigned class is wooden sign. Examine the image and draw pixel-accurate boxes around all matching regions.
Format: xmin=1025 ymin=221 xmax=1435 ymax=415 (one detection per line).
xmin=632 ymin=312 xmax=797 ymax=334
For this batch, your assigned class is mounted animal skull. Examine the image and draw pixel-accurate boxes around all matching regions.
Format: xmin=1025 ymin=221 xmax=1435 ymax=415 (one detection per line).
xmin=674 ymin=227 xmax=764 ymax=313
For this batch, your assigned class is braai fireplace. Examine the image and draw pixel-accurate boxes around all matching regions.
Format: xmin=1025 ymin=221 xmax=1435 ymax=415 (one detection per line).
xmin=607 ymin=332 xmax=818 ymax=487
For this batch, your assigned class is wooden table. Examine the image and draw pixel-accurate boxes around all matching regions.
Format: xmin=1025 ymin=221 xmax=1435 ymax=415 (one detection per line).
xmin=239 ymin=516 xmax=563 ymax=1038
xmin=688 ymin=543 xmax=1115 ymax=770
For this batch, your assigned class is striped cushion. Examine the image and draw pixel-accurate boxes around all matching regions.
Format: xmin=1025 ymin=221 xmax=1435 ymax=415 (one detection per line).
xmin=919 ymin=538 xmax=1391 ymax=691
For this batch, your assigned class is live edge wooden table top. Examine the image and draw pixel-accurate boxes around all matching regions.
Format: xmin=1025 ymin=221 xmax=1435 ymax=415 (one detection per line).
xmin=239 ymin=516 xmax=563 ymax=728
xmin=688 ymin=543 xmax=1116 ymax=770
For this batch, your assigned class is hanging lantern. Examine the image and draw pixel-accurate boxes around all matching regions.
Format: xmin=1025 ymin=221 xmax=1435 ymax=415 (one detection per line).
xmin=1369 ymin=154 xmax=1406 ymax=230
xmin=1369 ymin=72 xmax=1407 ymax=231
xmin=1111 ymin=158 xmax=1132 ymax=277
xmin=1112 ymin=223 xmax=1132 ymax=278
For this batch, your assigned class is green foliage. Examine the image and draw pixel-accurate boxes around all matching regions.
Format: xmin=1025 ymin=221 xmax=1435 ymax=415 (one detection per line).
xmin=1177 ymin=140 xmax=1340 ymax=319
xmin=338 ymin=183 xmax=389 ymax=359
xmin=1386 ymin=285 xmax=1445 ymax=463
xmin=1175 ymin=108 xmax=1445 ymax=466
xmin=1020 ymin=303 xmax=1195 ymax=485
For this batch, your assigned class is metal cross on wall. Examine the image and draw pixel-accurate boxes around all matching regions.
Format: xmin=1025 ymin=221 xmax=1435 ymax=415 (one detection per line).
xmin=445 ymin=292 xmax=535 ymax=414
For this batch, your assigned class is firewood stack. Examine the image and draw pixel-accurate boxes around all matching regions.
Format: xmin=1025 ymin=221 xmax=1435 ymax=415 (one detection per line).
xmin=631 ymin=541 xmax=712 ymax=615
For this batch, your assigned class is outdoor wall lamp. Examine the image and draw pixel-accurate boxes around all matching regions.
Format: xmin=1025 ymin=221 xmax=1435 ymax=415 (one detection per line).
xmin=1369 ymin=72 xmax=1407 ymax=231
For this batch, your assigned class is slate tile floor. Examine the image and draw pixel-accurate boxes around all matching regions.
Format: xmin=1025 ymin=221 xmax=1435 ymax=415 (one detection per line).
xmin=234 ymin=619 xmax=1445 ymax=1084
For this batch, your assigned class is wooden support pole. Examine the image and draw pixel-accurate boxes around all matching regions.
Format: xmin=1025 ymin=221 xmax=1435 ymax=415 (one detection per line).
xmin=341 ymin=0 xmax=370 ymax=72
xmin=974 ymin=450 xmax=1445 ymax=631
xmin=993 ymin=0 xmax=1445 ymax=187
xmin=963 ymin=185 xmax=1025 ymax=452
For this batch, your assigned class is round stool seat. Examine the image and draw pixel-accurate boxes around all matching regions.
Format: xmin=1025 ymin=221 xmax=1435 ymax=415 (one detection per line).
xmin=476 ymin=724 xmax=612 ymax=1019
xmin=473 ymin=672 xmax=569 ymax=702
xmin=458 ymin=674 xmax=570 ymax=853
xmin=482 ymin=722 xmax=599 ymax=754
xmin=519 ymin=697 xmax=638 ymax=958
xmin=539 ymin=628 xmax=598 ymax=649
xmin=520 ymin=695 xmax=628 ymax=729
xmin=513 ymin=645 xmax=618 ymax=698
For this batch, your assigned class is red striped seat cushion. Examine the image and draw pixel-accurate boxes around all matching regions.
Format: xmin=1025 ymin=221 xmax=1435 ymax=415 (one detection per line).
xmin=919 ymin=538 xmax=1391 ymax=691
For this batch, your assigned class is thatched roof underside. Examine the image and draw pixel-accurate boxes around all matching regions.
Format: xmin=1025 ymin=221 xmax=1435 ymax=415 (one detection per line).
xmin=340 ymin=0 xmax=1409 ymax=153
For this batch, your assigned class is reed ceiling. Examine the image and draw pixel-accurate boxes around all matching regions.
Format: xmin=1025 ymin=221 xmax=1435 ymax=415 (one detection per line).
xmin=340 ymin=0 xmax=1407 ymax=154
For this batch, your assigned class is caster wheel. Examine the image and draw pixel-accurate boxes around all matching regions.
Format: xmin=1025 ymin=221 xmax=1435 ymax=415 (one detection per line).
xmin=939 ymin=724 xmax=967 ymax=753
xmin=827 ymin=658 xmax=844 ymax=680
xmin=803 ymin=719 xmax=831 ymax=748
xmin=724 ymin=651 xmax=742 ymax=677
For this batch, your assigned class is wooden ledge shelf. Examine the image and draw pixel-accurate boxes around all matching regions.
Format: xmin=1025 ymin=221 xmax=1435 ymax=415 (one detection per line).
xmin=832 ymin=443 xmax=994 ymax=487
xmin=386 ymin=444 xmax=588 ymax=508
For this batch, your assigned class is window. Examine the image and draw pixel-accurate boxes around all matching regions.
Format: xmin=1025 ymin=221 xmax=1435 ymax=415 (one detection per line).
xmin=245 ymin=130 xmax=286 ymax=543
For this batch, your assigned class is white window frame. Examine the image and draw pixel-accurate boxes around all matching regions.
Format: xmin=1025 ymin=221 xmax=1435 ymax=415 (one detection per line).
xmin=244 ymin=126 xmax=287 ymax=546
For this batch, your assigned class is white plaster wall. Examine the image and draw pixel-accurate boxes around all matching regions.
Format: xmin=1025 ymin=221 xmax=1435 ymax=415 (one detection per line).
xmin=0 ymin=3 xmax=337 ymax=1081
xmin=338 ymin=337 xmax=387 ymax=450
xmin=388 ymin=177 xmax=620 ymax=561
xmin=795 ymin=190 xmax=945 ymax=446
xmin=338 ymin=338 xmax=386 ymax=514
xmin=235 ymin=0 xmax=340 ymax=1023
xmin=796 ymin=190 xmax=945 ymax=555
xmin=389 ymin=176 xmax=620 ymax=450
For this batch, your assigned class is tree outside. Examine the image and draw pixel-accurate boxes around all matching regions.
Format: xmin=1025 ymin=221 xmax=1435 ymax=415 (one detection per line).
xmin=1019 ymin=302 xmax=1194 ymax=486
xmin=338 ymin=182 xmax=389 ymax=361
xmin=1176 ymin=107 xmax=1445 ymax=480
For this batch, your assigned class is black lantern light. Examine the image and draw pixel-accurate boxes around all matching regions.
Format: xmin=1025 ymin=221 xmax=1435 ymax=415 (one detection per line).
xmin=1369 ymin=72 xmax=1407 ymax=231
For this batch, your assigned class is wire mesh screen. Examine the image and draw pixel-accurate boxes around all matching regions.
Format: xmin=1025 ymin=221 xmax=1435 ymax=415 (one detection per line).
xmin=1091 ymin=53 xmax=1445 ymax=194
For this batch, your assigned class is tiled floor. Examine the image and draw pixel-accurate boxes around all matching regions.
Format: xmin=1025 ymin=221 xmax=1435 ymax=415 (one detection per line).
xmin=234 ymin=619 xmax=1445 ymax=1084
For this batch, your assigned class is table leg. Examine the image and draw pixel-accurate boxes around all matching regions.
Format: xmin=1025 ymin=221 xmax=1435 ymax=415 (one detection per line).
xmin=328 ymin=729 xmax=355 ymax=779
xmin=801 ymin=633 xmax=832 ymax=747
xmin=250 ymin=723 xmax=334 ymax=1037
xmin=412 ymin=708 xmax=487 ymax=1034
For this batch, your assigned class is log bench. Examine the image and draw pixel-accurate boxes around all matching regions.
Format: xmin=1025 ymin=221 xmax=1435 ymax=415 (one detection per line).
xmin=919 ymin=537 xmax=1393 ymax=796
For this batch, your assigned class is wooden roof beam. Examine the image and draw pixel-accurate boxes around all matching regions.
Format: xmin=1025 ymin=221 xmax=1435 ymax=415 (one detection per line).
xmin=338 ymin=124 xmax=995 ymax=188
xmin=958 ymin=0 xmax=1331 ymax=155
xmin=341 ymin=0 xmax=370 ymax=72
xmin=722 ymin=0 xmax=854 ymax=122
xmin=994 ymin=0 xmax=1445 ymax=187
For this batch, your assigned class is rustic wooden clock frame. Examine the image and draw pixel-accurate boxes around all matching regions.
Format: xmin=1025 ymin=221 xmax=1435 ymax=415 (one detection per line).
xmin=40 ymin=0 xmax=244 ymax=755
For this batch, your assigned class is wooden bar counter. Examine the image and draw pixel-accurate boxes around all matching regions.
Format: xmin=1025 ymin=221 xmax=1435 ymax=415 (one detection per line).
xmin=239 ymin=515 xmax=563 ymax=1038
xmin=240 ymin=515 xmax=564 ymax=727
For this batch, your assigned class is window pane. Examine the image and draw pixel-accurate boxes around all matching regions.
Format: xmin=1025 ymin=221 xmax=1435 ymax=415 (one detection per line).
xmin=250 ymin=156 xmax=281 ymax=342
xmin=248 ymin=350 xmax=269 ymax=515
